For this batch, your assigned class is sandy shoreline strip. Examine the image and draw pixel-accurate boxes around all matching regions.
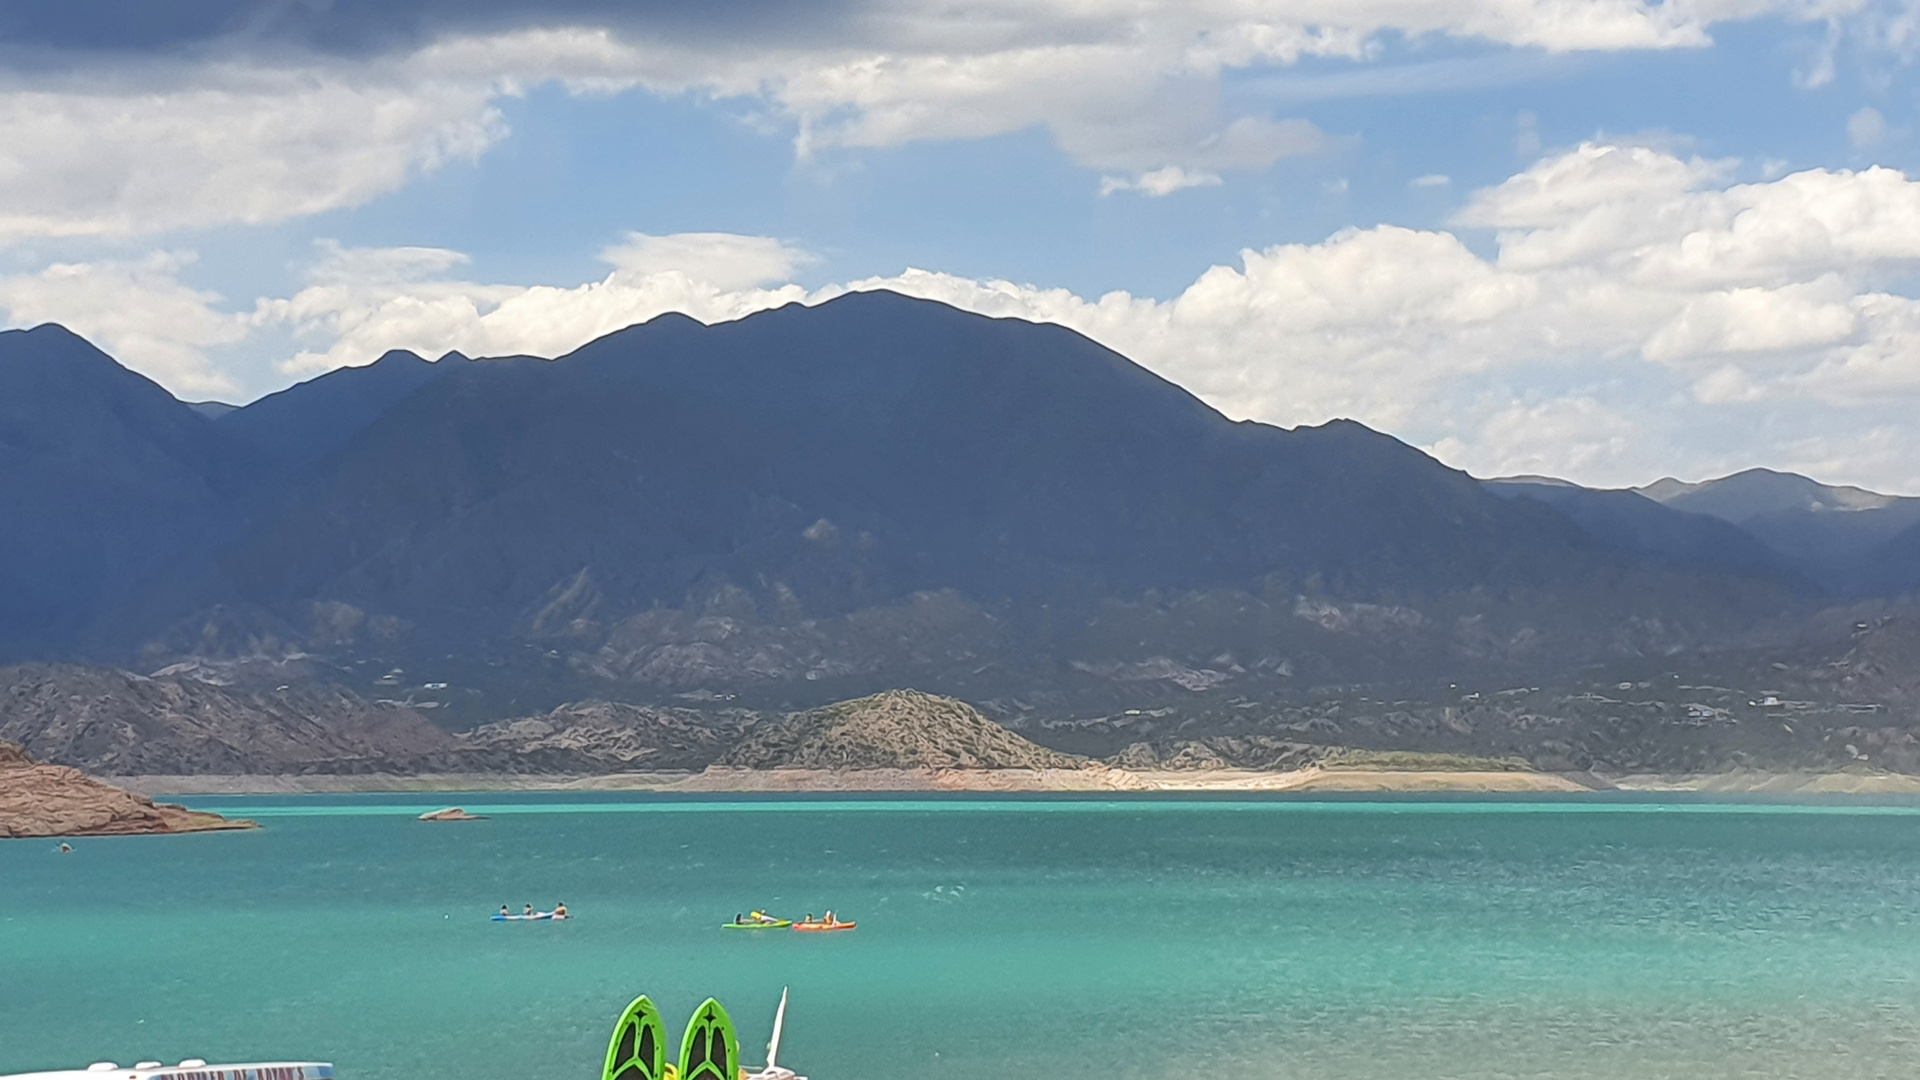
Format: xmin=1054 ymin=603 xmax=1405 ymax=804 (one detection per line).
xmin=108 ymin=765 xmax=1920 ymax=798
xmin=120 ymin=765 xmax=1611 ymax=797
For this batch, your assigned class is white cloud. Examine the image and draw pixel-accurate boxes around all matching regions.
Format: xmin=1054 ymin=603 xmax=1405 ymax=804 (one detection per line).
xmin=0 ymin=67 xmax=503 ymax=242
xmin=1430 ymin=397 xmax=1644 ymax=480
xmin=1412 ymin=173 xmax=1452 ymax=187
xmin=1642 ymin=278 xmax=1858 ymax=361
xmin=0 ymin=252 xmax=246 ymax=394
xmin=1458 ymin=144 xmax=1920 ymax=289
xmin=1849 ymin=104 xmax=1889 ymax=146
xmin=599 ymin=232 xmax=815 ymax=289
xmin=1772 ymin=424 xmax=1920 ymax=486
xmin=837 ymin=230 xmax=1543 ymax=437
xmin=1100 ymin=166 xmax=1224 ymax=197
xmin=303 ymin=242 xmax=474 ymax=286
xmin=0 ymin=2 xmax=1883 ymax=240
xmin=254 ymin=235 xmax=813 ymax=375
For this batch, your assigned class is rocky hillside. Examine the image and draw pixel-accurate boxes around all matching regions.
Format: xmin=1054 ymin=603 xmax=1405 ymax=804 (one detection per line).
xmin=0 ymin=742 xmax=253 ymax=837
xmin=456 ymin=700 xmax=742 ymax=771
xmin=12 ymin=626 xmax=1920 ymax=780
xmin=1109 ymin=736 xmax=1327 ymax=771
xmin=724 ymin=689 xmax=1087 ymax=769
xmin=0 ymin=663 xmax=458 ymax=774
xmin=1826 ymin=616 xmax=1920 ymax=716
xmin=0 ymin=668 xmax=1084 ymax=776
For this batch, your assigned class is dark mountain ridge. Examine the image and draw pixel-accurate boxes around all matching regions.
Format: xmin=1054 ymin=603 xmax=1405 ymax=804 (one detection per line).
xmin=1497 ymin=468 xmax=1920 ymax=597
xmin=1483 ymin=478 xmax=1814 ymax=587
xmin=182 ymin=294 xmax=1814 ymax=699
xmin=221 ymin=299 xmax=1615 ymax=620
xmin=217 ymin=346 xmax=458 ymax=482
xmin=0 ymin=325 xmax=242 ymax=654
xmin=1640 ymin=468 xmax=1920 ymax=594
xmin=0 ymin=292 xmax=1885 ymax=717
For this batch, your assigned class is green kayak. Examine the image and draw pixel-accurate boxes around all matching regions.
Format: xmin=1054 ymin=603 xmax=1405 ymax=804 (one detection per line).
xmin=722 ymin=919 xmax=792 ymax=929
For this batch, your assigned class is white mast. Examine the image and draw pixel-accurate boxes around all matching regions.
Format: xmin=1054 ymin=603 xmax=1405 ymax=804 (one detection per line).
xmin=767 ymin=986 xmax=789 ymax=1069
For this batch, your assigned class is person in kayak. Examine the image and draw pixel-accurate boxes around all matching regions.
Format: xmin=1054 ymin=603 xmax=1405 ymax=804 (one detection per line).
xmin=554 ymin=902 xmax=568 ymax=918
xmin=734 ymin=913 xmax=745 ymax=925
xmin=500 ymin=905 xmax=510 ymax=917
xmin=524 ymin=903 xmax=536 ymax=917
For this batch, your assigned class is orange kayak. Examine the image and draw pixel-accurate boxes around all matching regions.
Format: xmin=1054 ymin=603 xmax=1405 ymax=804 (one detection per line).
xmin=793 ymin=920 xmax=856 ymax=932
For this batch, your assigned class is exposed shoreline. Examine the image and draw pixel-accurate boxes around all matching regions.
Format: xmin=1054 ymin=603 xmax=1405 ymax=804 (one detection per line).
xmin=113 ymin=764 xmax=1920 ymax=798
xmin=118 ymin=765 xmax=1592 ymax=796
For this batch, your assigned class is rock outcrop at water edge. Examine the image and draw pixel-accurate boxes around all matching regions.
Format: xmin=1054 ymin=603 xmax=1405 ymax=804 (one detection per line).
xmin=0 ymin=741 xmax=255 ymax=838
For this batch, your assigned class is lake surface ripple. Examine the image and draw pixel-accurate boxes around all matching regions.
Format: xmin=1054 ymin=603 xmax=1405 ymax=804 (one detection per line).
xmin=6 ymin=794 xmax=1920 ymax=1080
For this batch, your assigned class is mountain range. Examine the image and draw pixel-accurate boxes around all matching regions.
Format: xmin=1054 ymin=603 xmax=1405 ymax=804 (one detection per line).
xmin=3 ymin=291 xmax=1917 ymax=721
xmin=1488 ymin=469 xmax=1920 ymax=596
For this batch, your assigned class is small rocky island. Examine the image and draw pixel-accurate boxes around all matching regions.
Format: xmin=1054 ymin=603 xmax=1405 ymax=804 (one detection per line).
xmin=0 ymin=741 xmax=254 ymax=838
xmin=418 ymin=806 xmax=485 ymax=821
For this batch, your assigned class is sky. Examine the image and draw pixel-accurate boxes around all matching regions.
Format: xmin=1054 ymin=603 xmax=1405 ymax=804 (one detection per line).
xmin=4 ymin=2 xmax=1920 ymax=492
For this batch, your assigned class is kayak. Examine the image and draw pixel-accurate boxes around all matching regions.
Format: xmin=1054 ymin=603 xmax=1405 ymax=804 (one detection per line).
xmin=723 ymin=920 xmax=793 ymax=929
xmin=493 ymin=912 xmax=566 ymax=920
xmin=792 ymin=921 xmax=855 ymax=932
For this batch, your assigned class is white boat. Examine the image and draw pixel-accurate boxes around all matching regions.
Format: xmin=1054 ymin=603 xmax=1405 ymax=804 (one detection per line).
xmin=742 ymin=987 xmax=804 ymax=1080
xmin=2 ymin=1062 xmax=332 ymax=1080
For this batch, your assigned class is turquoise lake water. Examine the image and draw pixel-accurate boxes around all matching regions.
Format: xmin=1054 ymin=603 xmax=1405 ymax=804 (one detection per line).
xmin=8 ymin=794 xmax=1920 ymax=1080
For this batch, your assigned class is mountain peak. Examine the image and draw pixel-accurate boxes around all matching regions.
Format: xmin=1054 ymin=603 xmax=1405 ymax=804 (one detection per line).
xmin=1486 ymin=474 xmax=1581 ymax=488
xmin=219 ymin=343 xmax=455 ymax=476
xmin=1 ymin=323 xmax=134 ymax=380
xmin=13 ymin=322 xmax=97 ymax=347
xmin=1637 ymin=467 xmax=1908 ymax=519
xmin=0 ymin=324 xmax=236 ymax=653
